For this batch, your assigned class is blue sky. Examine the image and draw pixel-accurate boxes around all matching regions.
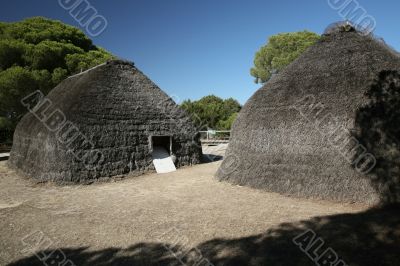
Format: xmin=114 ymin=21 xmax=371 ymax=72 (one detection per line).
xmin=1 ymin=0 xmax=400 ymax=104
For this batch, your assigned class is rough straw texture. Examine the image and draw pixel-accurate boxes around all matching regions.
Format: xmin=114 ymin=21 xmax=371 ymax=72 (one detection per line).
xmin=217 ymin=26 xmax=400 ymax=204
xmin=9 ymin=60 xmax=202 ymax=183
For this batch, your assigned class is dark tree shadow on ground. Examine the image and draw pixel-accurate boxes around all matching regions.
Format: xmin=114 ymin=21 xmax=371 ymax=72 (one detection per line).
xmin=354 ymin=70 xmax=400 ymax=203
xmin=9 ymin=204 xmax=400 ymax=266
xmin=202 ymin=153 xmax=223 ymax=163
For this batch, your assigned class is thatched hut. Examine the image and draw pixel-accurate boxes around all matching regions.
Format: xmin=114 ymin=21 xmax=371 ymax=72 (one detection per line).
xmin=9 ymin=60 xmax=202 ymax=183
xmin=217 ymin=24 xmax=400 ymax=204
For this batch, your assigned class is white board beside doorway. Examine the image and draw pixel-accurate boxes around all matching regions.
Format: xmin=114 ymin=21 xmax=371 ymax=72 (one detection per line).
xmin=152 ymin=146 xmax=176 ymax=173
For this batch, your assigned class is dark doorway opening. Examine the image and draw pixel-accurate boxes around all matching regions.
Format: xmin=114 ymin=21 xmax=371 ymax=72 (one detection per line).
xmin=150 ymin=135 xmax=172 ymax=155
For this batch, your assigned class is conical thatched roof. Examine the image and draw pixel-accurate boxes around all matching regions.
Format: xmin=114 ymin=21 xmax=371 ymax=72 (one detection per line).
xmin=9 ymin=60 xmax=202 ymax=183
xmin=217 ymin=25 xmax=400 ymax=204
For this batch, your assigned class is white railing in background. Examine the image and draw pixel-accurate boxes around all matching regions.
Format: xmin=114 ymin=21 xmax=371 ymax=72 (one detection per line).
xmin=199 ymin=130 xmax=230 ymax=143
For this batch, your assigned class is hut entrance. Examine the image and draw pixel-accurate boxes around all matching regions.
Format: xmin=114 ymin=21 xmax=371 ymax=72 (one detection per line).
xmin=151 ymin=136 xmax=172 ymax=155
xmin=150 ymin=135 xmax=176 ymax=173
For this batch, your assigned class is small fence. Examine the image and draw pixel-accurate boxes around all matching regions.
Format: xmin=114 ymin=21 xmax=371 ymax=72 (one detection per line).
xmin=199 ymin=130 xmax=230 ymax=144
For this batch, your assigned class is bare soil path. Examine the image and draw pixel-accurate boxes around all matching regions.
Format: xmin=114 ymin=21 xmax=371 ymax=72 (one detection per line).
xmin=1 ymin=160 xmax=395 ymax=266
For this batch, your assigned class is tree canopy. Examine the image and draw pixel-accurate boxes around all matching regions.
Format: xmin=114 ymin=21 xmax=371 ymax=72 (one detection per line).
xmin=250 ymin=31 xmax=320 ymax=83
xmin=180 ymin=95 xmax=241 ymax=130
xmin=0 ymin=17 xmax=115 ymax=131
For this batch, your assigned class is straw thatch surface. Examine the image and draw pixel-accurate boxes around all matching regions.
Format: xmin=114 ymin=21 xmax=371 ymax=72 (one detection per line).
xmin=217 ymin=26 xmax=400 ymax=204
xmin=9 ymin=60 xmax=202 ymax=183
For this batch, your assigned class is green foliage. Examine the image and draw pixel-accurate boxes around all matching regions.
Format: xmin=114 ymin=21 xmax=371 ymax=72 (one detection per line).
xmin=0 ymin=66 xmax=38 ymax=124
xmin=51 ymin=67 xmax=69 ymax=85
xmin=0 ymin=116 xmax=12 ymax=129
xmin=250 ymin=31 xmax=320 ymax=83
xmin=0 ymin=17 xmax=93 ymax=49
xmin=181 ymin=95 xmax=241 ymax=130
xmin=0 ymin=17 xmax=115 ymax=130
xmin=26 ymin=40 xmax=84 ymax=70
xmin=0 ymin=39 xmax=26 ymax=70
xmin=217 ymin=112 xmax=238 ymax=130
xmin=65 ymin=48 xmax=112 ymax=73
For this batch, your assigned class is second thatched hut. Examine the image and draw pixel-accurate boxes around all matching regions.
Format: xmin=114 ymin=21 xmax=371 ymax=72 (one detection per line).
xmin=217 ymin=24 xmax=400 ymax=204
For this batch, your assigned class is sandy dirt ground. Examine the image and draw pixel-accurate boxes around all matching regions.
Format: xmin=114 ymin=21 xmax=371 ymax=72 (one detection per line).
xmin=1 ymin=145 xmax=396 ymax=265
xmin=0 ymin=152 xmax=381 ymax=266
